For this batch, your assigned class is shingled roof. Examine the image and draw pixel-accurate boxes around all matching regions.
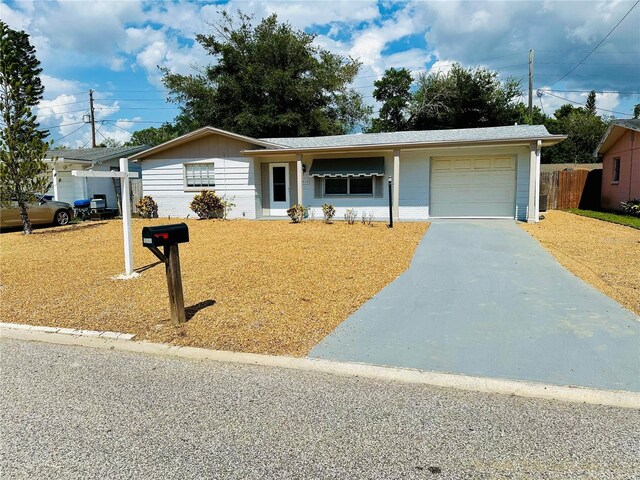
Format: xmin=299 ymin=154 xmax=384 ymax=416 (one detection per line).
xmin=45 ymin=145 xmax=148 ymax=164
xmin=260 ymin=125 xmax=563 ymax=150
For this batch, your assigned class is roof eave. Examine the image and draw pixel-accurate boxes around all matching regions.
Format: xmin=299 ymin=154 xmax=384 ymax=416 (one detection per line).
xmin=242 ymin=135 xmax=568 ymax=156
xmin=43 ymin=157 xmax=93 ymax=165
xmin=130 ymin=126 xmax=285 ymax=161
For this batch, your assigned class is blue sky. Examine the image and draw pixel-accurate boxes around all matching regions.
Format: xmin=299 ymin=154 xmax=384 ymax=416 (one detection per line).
xmin=2 ymin=0 xmax=639 ymax=147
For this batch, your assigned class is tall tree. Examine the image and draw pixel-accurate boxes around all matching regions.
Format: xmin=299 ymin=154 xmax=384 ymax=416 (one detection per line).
xmin=162 ymin=11 xmax=371 ymax=138
xmin=367 ymin=68 xmax=413 ymax=133
xmin=585 ymin=90 xmax=597 ymax=116
xmin=410 ymin=64 xmax=522 ymax=130
xmin=542 ymin=104 xmax=608 ymax=164
xmin=0 ymin=21 xmax=51 ymax=234
xmin=633 ymin=104 xmax=639 ymax=119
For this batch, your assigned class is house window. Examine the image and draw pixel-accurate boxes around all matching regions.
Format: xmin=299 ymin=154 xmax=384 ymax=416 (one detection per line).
xmin=323 ymin=177 xmax=373 ymax=196
xmin=612 ymin=157 xmax=620 ymax=183
xmin=185 ymin=163 xmax=215 ymax=188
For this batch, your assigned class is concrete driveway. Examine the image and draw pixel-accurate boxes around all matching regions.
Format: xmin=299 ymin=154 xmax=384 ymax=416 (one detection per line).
xmin=310 ymin=220 xmax=640 ymax=392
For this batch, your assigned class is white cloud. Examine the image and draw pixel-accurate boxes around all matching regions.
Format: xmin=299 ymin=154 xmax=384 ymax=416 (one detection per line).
xmin=349 ymin=9 xmax=420 ymax=73
xmin=538 ymin=88 xmax=622 ymax=116
xmin=40 ymin=74 xmax=85 ymax=98
xmin=4 ymin=0 xmax=639 ymax=133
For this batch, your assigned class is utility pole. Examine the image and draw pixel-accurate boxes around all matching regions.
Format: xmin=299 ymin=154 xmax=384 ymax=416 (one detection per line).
xmin=528 ymin=49 xmax=534 ymax=124
xmin=89 ymin=89 xmax=96 ymax=147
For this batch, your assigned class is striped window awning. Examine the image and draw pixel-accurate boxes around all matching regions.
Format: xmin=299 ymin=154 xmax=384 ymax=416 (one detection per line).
xmin=309 ymin=157 xmax=385 ymax=177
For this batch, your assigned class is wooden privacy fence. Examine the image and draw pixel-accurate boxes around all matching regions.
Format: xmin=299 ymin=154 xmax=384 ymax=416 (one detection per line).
xmin=540 ymin=169 xmax=602 ymax=210
xmin=131 ymin=178 xmax=143 ymax=214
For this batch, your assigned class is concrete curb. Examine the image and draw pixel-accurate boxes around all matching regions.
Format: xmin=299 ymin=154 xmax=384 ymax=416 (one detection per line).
xmin=1 ymin=326 xmax=638 ymax=410
xmin=0 ymin=322 xmax=135 ymax=341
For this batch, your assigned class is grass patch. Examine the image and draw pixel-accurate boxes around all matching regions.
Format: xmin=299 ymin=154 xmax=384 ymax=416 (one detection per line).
xmin=566 ymin=208 xmax=640 ymax=230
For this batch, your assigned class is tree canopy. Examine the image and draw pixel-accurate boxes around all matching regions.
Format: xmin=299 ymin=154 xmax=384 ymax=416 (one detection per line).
xmin=161 ymin=11 xmax=371 ymax=139
xmin=411 ymin=64 xmax=523 ymax=130
xmin=124 ymin=122 xmax=184 ymax=147
xmin=366 ymin=63 xmax=523 ymax=133
xmin=368 ymin=68 xmax=413 ymax=133
xmin=542 ymin=99 xmax=609 ymax=164
xmin=0 ymin=21 xmax=51 ymax=234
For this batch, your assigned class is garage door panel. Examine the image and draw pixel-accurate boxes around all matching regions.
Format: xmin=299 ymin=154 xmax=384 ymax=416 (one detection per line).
xmin=474 ymin=158 xmax=492 ymax=169
xmin=431 ymin=156 xmax=516 ymax=218
xmin=453 ymin=159 xmax=472 ymax=170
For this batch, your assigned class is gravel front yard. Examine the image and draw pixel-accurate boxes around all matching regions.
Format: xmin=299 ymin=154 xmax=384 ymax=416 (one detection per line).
xmin=521 ymin=210 xmax=640 ymax=316
xmin=0 ymin=219 xmax=428 ymax=356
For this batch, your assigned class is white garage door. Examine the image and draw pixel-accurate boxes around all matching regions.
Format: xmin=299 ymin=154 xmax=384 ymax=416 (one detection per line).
xmin=430 ymin=156 xmax=516 ymax=218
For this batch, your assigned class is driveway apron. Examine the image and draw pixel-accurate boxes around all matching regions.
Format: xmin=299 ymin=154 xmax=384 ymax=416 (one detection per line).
xmin=310 ymin=220 xmax=640 ymax=392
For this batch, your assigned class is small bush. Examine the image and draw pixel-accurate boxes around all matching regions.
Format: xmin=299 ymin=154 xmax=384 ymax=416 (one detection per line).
xmin=287 ymin=203 xmax=307 ymax=223
xmin=221 ymin=195 xmax=236 ymax=220
xmin=361 ymin=211 xmax=375 ymax=226
xmin=136 ymin=195 xmax=158 ymax=218
xmin=190 ymin=190 xmax=223 ymax=219
xmin=620 ymin=199 xmax=640 ymax=218
xmin=322 ymin=203 xmax=336 ymax=224
xmin=344 ymin=208 xmax=358 ymax=225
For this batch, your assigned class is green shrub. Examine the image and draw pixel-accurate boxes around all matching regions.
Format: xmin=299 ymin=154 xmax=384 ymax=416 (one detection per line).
xmin=135 ymin=195 xmax=158 ymax=218
xmin=620 ymin=199 xmax=640 ymax=218
xmin=190 ymin=190 xmax=223 ymax=219
xmin=287 ymin=203 xmax=307 ymax=223
xmin=322 ymin=203 xmax=335 ymax=224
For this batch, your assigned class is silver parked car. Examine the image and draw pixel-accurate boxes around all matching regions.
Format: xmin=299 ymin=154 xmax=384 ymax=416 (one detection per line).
xmin=0 ymin=195 xmax=74 ymax=228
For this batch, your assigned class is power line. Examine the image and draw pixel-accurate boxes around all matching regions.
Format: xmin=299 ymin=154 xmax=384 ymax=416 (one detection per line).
xmin=95 ymin=128 xmax=109 ymax=142
xmin=537 ymin=62 xmax=640 ymax=66
xmin=36 ymin=108 xmax=89 ymax=118
xmin=545 ymin=89 xmax=640 ymax=94
xmin=539 ymin=90 xmax=633 ymax=116
xmin=535 ymin=50 xmax=640 ymax=54
xmin=38 ymin=99 xmax=89 ymax=107
xmin=82 ymin=123 xmax=102 ymax=148
xmin=41 ymin=90 xmax=87 ymax=101
xmin=104 ymin=120 xmax=134 ymax=134
xmin=50 ymin=123 xmax=87 ymax=145
xmin=39 ymin=120 xmax=86 ymax=129
xmin=95 ymin=106 xmax=180 ymax=111
xmin=548 ymin=1 xmax=639 ymax=86
xmin=102 ymin=119 xmax=168 ymax=124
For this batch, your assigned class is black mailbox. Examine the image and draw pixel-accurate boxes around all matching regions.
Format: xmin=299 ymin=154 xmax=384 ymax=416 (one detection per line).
xmin=142 ymin=223 xmax=189 ymax=247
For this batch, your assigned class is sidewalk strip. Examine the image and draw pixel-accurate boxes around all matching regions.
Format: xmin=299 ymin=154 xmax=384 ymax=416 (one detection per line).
xmin=1 ymin=325 xmax=638 ymax=410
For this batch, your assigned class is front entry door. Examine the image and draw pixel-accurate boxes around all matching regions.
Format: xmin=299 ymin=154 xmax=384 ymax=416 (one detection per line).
xmin=269 ymin=163 xmax=289 ymax=215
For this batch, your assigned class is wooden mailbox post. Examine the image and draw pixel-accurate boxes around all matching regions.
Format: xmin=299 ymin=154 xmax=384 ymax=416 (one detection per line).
xmin=142 ymin=223 xmax=189 ymax=325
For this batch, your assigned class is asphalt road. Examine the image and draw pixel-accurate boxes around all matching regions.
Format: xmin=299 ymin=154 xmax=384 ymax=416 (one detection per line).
xmin=1 ymin=339 xmax=638 ymax=479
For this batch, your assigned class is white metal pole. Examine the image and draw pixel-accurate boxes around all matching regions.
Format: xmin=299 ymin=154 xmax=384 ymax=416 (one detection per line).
xmin=52 ymin=166 xmax=59 ymax=201
xmin=120 ymin=157 xmax=134 ymax=276
xmin=535 ymin=140 xmax=542 ymax=222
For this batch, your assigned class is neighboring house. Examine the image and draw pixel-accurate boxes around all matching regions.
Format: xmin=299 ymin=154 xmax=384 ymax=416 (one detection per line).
xmin=595 ymin=119 xmax=640 ymax=211
xmin=44 ymin=146 xmax=147 ymax=209
xmin=129 ymin=125 xmax=565 ymax=222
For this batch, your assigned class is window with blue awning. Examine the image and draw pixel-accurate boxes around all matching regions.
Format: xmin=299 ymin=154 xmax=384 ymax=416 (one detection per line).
xmin=310 ymin=158 xmax=385 ymax=198
xmin=308 ymin=157 xmax=385 ymax=177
